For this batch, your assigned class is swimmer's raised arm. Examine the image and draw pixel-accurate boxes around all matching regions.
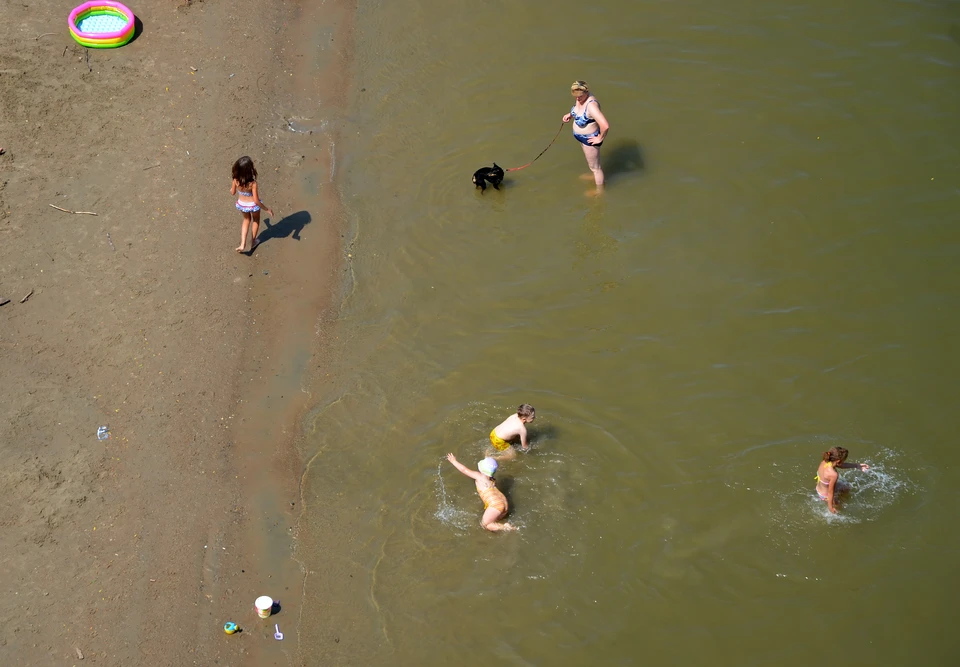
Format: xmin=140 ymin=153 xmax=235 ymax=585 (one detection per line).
xmin=446 ymin=453 xmax=485 ymax=481
xmin=838 ymin=462 xmax=869 ymax=471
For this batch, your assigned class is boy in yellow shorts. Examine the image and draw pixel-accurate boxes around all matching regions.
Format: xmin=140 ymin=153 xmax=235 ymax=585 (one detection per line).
xmin=489 ymin=404 xmax=536 ymax=461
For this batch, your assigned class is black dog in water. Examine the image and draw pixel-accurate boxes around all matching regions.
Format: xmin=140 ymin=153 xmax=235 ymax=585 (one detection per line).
xmin=472 ymin=163 xmax=504 ymax=193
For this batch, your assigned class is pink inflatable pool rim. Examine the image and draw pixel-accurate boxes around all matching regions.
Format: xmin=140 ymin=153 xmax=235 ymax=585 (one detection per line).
xmin=68 ymin=1 xmax=135 ymax=41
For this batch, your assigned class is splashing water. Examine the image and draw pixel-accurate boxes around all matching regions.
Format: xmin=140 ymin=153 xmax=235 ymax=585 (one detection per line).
xmin=765 ymin=446 xmax=918 ymax=551
xmin=815 ymin=447 xmax=912 ymax=521
xmin=434 ymin=459 xmax=471 ymax=530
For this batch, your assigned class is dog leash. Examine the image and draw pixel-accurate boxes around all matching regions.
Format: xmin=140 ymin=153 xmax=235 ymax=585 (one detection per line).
xmin=505 ymin=121 xmax=567 ymax=172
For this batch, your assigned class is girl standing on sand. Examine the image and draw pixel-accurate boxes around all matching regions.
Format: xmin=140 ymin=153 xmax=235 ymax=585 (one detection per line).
xmin=231 ymin=156 xmax=273 ymax=253
xmin=446 ymin=454 xmax=517 ymax=532
xmin=815 ymin=446 xmax=869 ymax=514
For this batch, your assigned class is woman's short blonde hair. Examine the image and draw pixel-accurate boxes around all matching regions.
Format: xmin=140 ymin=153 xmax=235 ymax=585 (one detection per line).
xmin=571 ymin=80 xmax=589 ymax=94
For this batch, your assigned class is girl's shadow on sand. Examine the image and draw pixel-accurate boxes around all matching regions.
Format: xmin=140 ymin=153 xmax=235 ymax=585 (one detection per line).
xmin=250 ymin=210 xmax=311 ymax=254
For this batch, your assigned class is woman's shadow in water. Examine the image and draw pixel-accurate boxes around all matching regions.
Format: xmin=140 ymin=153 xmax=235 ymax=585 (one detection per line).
xmin=604 ymin=139 xmax=645 ymax=183
xmin=250 ymin=210 xmax=311 ymax=254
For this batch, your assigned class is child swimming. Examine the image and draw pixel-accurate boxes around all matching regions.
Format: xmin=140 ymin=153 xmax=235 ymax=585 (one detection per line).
xmin=446 ymin=453 xmax=516 ymax=532
xmin=488 ymin=404 xmax=535 ymax=461
xmin=815 ymin=446 xmax=869 ymax=514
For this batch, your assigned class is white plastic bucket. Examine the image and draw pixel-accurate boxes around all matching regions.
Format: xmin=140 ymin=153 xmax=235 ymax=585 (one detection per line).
xmin=255 ymin=596 xmax=273 ymax=618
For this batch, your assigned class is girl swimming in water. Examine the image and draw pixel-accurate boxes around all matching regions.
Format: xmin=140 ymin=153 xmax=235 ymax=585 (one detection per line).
xmin=446 ymin=453 xmax=516 ymax=532
xmin=815 ymin=446 xmax=869 ymax=514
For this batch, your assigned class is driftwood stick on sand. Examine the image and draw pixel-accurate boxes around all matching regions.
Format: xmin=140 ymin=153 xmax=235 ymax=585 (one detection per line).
xmin=20 ymin=289 xmax=34 ymax=304
xmin=63 ymin=45 xmax=69 ymax=57
xmin=35 ymin=33 xmax=55 ymax=40
xmin=49 ymin=204 xmax=98 ymax=216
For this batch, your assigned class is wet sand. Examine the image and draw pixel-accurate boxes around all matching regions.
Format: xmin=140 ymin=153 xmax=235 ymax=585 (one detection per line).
xmin=0 ymin=0 xmax=350 ymax=664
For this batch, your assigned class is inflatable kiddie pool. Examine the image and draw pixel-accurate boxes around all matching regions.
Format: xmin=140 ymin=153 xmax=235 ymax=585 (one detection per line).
xmin=68 ymin=1 xmax=136 ymax=49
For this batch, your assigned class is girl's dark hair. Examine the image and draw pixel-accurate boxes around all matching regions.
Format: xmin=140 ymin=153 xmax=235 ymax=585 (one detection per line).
xmin=822 ymin=446 xmax=849 ymax=463
xmin=232 ymin=156 xmax=257 ymax=187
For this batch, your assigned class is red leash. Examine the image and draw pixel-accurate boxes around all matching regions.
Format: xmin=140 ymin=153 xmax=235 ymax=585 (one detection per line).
xmin=505 ymin=121 xmax=567 ymax=172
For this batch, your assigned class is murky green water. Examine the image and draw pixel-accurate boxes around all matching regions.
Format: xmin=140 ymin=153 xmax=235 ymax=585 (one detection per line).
xmin=296 ymin=1 xmax=960 ymax=663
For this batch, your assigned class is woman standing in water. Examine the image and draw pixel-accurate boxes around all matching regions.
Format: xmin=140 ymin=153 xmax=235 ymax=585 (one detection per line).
xmin=815 ymin=446 xmax=869 ymax=514
xmin=446 ymin=454 xmax=516 ymax=532
xmin=561 ymin=80 xmax=610 ymax=194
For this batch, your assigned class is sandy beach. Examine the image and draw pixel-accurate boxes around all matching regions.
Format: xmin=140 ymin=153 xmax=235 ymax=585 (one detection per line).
xmin=1 ymin=0 xmax=350 ymax=664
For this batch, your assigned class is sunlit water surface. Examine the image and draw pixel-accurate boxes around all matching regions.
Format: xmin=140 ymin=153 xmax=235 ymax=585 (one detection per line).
xmin=294 ymin=1 xmax=960 ymax=664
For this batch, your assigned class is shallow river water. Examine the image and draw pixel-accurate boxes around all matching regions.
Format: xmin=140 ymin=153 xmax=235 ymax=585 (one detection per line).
xmin=294 ymin=1 xmax=960 ymax=664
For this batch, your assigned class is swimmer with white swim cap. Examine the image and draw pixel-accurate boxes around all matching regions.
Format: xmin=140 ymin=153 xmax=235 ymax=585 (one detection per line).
xmin=446 ymin=453 xmax=517 ymax=532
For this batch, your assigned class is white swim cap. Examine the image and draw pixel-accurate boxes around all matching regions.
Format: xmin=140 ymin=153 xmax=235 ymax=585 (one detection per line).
xmin=478 ymin=457 xmax=498 ymax=477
